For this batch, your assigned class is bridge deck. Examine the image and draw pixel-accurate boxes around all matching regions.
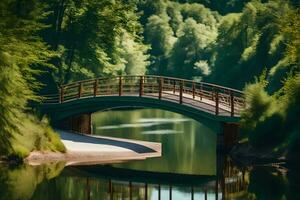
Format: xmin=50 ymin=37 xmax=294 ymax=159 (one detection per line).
xmin=72 ymin=91 xmax=238 ymax=117
xmin=43 ymin=75 xmax=245 ymax=117
xmin=145 ymin=91 xmax=238 ymax=117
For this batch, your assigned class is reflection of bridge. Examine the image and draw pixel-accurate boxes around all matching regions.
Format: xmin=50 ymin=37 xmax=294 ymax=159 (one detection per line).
xmin=62 ymin=154 xmax=249 ymax=200
xmin=65 ymin=165 xmax=219 ymax=200
xmin=40 ymin=75 xmax=245 ymax=148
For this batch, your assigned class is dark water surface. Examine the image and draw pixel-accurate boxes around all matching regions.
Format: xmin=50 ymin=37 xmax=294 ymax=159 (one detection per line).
xmin=1 ymin=109 xmax=299 ymax=199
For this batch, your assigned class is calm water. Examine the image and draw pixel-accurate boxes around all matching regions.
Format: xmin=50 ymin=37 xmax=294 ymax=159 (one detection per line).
xmin=1 ymin=158 xmax=299 ymax=200
xmin=1 ymin=109 xmax=299 ymax=200
xmin=92 ymin=108 xmax=218 ymax=175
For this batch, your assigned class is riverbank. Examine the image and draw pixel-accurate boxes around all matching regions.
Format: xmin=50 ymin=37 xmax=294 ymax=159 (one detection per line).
xmin=24 ymin=130 xmax=161 ymax=166
xmin=229 ymin=142 xmax=287 ymax=167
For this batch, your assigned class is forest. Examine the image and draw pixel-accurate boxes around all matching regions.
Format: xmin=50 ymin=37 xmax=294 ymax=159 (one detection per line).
xmin=0 ymin=0 xmax=299 ymax=160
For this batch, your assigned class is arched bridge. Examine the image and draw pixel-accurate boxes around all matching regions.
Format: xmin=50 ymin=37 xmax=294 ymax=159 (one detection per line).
xmin=40 ymin=75 xmax=245 ymax=147
xmin=41 ymin=75 xmax=245 ymax=122
xmin=40 ymin=75 xmax=243 ymax=125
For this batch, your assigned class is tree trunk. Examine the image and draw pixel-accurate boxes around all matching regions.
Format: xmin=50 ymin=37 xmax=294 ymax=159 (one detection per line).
xmin=53 ymin=0 xmax=66 ymax=50
xmin=51 ymin=0 xmax=67 ymax=85
xmin=64 ymin=46 xmax=75 ymax=84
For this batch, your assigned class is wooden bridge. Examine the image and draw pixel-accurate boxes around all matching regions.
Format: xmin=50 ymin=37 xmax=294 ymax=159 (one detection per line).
xmin=40 ymin=75 xmax=245 ymax=148
xmin=43 ymin=75 xmax=245 ymax=117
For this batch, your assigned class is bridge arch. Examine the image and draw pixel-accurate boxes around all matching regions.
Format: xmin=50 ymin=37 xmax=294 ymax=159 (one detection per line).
xmin=41 ymin=75 xmax=245 ymax=120
xmin=41 ymin=95 xmax=241 ymax=124
xmin=40 ymin=75 xmax=244 ymax=147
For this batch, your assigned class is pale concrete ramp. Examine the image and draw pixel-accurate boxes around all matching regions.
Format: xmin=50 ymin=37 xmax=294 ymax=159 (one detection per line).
xmin=59 ymin=130 xmax=157 ymax=153
xmin=25 ymin=130 xmax=161 ymax=166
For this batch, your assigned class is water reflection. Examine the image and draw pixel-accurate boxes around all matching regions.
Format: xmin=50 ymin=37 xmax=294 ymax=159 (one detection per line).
xmin=1 ymin=155 xmax=300 ymax=200
xmin=247 ymin=167 xmax=286 ymax=200
xmin=218 ymin=156 xmax=300 ymax=200
xmin=1 ymin=108 xmax=299 ymax=199
xmin=141 ymin=130 xmax=182 ymax=135
xmin=92 ymin=108 xmax=218 ymax=175
xmin=0 ymin=162 xmax=65 ymax=200
xmin=0 ymin=163 xmax=220 ymax=200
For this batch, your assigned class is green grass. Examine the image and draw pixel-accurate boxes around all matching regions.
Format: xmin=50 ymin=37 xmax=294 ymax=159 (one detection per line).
xmin=8 ymin=114 xmax=66 ymax=159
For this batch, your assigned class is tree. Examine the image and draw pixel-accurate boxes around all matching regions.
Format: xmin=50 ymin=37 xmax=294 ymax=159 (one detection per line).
xmin=143 ymin=0 xmax=219 ymax=79
xmin=42 ymin=0 xmax=149 ymax=86
xmin=168 ymin=17 xmax=217 ymax=79
xmin=0 ymin=0 xmax=64 ymax=157
xmin=208 ymin=1 xmax=292 ymax=90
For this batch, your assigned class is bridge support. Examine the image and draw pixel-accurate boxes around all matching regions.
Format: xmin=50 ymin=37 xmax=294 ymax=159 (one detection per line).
xmin=218 ymin=122 xmax=239 ymax=151
xmin=59 ymin=113 xmax=92 ymax=134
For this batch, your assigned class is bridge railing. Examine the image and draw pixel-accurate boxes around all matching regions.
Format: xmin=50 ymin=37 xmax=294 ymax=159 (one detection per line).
xmin=42 ymin=75 xmax=245 ymax=117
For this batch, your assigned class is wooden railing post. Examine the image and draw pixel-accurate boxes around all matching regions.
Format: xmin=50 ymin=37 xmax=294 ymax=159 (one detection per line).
xmin=169 ymin=185 xmax=172 ymax=200
xmin=192 ymin=82 xmax=195 ymax=99
xmin=60 ymin=86 xmax=64 ymax=103
xmin=139 ymin=76 xmax=144 ymax=97
xmin=200 ymin=83 xmax=203 ymax=100
xmin=215 ymin=179 xmax=218 ymax=200
xmin=108 ymin=179 xmax=112 ymax=199
xmin=158 ymin=184 xmax=161 ymax=200
xmin=145 ymin=183 xmax=148 ymax=200
xmin=129 ymin=182 xmax=132 ymax=200
xmin=191 ymin=186 xmax=194 ymax=200
xmin=94 ymin=79 xmax=98 ymax=97
xmin=179 ymin=80 xmax=183 ymax=104
xmin=119 ymin=76 xmax=122 ymax=96
xmin=106 ymin=80 xmax=109 ymax=95
xmin=151 ymin=79 xmax=154 ymax=93
xmin=215 ymin=90 xmax=219 ymax=115
xmin=159 ymin=77 xmax=163 ymax=99
xmin=230 ymin=91 xmax=234 ymax=117
xmin=78 ymin=82 xmax=82 ymax=98
xmin=199 ymin=83 xmax=203 ymax=100
xmin=173 ymin=80 xmax=176 ymax=94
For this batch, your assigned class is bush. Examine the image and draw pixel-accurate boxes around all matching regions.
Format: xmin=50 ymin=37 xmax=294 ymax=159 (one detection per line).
xmin=241 ymin=81 xmax=274 ymax=130
xmin=242 ymin=71 xmax=300 ymax=155
xmin=249 ymin=113 xmax=285 ymax=149
xmin=6 ymin=114 xmax=65 ymax=160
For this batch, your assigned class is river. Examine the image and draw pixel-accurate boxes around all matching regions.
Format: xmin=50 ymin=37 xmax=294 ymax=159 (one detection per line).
xmin=0 ymin=108 xmax=298 ymax=199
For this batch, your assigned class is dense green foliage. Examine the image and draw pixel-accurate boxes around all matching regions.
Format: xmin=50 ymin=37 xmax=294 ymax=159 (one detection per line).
xmin=42 ymin=0 xmax=149 ymax=90
xmin=142 ymin=0 xmax=298 ymax=90
xmin=240 ymin=5 xmax=300 ymax=156
xmin=139 ymin=0 xmax=300 ymax=156
xmin=141 ymin=0 xmax=220 ymax=79
xmin=0 ymin=0 xmax=149 ymax=158
xmin=0 ymin=0 xmax=65 ymax=157
xmin=0 ymin=0 xmax=299 ymax=158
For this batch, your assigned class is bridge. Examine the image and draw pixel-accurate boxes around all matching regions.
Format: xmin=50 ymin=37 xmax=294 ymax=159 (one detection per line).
xmin=40 ymin=75 xmax=245 ymax=148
